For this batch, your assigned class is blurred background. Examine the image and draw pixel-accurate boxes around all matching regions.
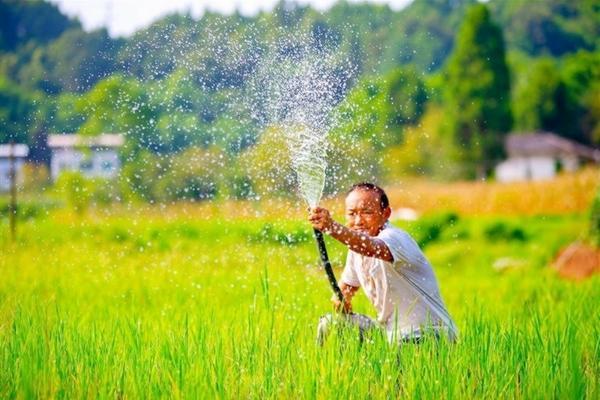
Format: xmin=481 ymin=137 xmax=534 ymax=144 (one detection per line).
xmin=1 ymin=2 xmax=599 ymax=397
xmin=0 ymin=0 xmax=599 ymax=270
xmin=0 ymin=0 xmax=598 ymax=203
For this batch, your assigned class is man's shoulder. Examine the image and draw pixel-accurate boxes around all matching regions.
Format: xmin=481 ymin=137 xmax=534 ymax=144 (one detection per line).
xmin=377 ymin=222 xmax=425 ymax=261
xmin=378 ymin=222 xmax=411 ymax=241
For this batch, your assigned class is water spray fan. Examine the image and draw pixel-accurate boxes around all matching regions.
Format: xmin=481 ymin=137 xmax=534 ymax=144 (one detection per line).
xmin=250 ymin=37 xmax=354 ymax=307
xmin=286 ymin=125 xmax=344 ymax=304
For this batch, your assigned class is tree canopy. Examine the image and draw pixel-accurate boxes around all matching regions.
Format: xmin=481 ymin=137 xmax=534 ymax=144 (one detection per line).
xmin=444 ymin=3 xmax=512 ymax=177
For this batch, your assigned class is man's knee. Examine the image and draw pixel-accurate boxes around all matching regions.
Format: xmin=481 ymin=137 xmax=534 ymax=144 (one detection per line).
xmin=317 ymin=313 xmax=334 ymax=345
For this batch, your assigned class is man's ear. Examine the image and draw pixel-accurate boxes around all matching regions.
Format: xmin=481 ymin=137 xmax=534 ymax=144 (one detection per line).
xmin=383 ymin=206 xmax=391 ymax=220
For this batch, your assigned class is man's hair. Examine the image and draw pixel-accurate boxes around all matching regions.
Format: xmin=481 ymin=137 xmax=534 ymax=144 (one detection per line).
xmin=347 ymin=182 xmax=389 ymax=209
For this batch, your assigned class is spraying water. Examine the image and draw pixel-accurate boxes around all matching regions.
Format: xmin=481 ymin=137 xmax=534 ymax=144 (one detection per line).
xmin=285 ymin=125 xmax=327 ymax=208
xmin=243 ymin=31 xmax=356 ymax=302
xmin=245 ymin=30 xmax=356 ymax=206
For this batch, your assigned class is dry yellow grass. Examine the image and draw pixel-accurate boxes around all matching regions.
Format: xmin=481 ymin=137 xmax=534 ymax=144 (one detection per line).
xmin=84 ymin=167 xmax=598 ymax=223
xmin=385 ymin=167 xmax=599 ymax=216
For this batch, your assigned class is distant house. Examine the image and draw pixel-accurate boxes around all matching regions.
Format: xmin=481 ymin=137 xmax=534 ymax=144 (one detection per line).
xmin=0 ymin=144 xmax=29 ymax=192
xmin=495 ymin=132 xmax=600 ymax=183
xmin=48 ymin=134 xmax=124 ymax=181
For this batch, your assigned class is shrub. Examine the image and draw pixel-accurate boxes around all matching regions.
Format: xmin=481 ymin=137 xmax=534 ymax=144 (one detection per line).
xmin=0 ymin=199 xmax=57 ymax=221
xmin=484 ymin=221 xmax=527 ymax=242
xmin=412 ymin=212 xmax=459 ymax=248
xmin=54 ymin=171 xmax=93 ymax=214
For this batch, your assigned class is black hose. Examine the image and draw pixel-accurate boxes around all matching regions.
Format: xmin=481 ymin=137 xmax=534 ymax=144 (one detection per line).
xmin=313 ymin=228 xmax=344 ymax=303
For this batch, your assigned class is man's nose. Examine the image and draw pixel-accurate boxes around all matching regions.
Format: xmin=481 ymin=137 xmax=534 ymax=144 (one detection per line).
xmin=352 ymin=214 xmax=364 ymax=224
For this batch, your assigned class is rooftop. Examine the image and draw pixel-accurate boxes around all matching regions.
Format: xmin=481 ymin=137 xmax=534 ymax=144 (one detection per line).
xmin=48 ymin=134 xmax=125 ymax=148
xmin=506 ymin=132 xmax=600 ymax=162
xmin=0 ymin=144 xmax=29 ymax=158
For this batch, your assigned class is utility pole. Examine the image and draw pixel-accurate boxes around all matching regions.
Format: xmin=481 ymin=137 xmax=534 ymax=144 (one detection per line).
xmin=8 ymin=139 xmax=16 ymax=242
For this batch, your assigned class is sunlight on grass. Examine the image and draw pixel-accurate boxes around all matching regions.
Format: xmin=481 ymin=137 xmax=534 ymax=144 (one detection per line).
xmin=1 ymin=209 xmax=598 ymax=398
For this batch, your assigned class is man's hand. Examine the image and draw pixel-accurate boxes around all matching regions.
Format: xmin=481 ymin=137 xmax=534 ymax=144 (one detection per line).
xmin=332 ymin=297 xmax=352 ymax=313
xmin=309 ymin=207 xmax=334 ymax=233
xmin=332 ymin=283 xmax=359 ymax=314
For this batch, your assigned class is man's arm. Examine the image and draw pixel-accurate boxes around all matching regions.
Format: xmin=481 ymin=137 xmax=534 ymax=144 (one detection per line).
xmin=309 ymin=207 xmax=393 ymax=262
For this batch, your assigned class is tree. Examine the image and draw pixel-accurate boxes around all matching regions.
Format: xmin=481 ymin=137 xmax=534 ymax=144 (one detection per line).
xmin=332 ymin=76 xmax=390 ymax=148
xmin=489 ymin=0 xmax=598 ymax=57
xmin=158 ymin=147 xmax=229 ymax=201
xmin=513 ymin=58 xmax=572 ymax=137
xmin=382 ymin=105 xmax=456 ymax=180
xmin=380 ymin=0 xmax=476 ymax=73
xmin=444 ymin=3 xmax=512 ymax=178
xmin=562 ymin=51 xmax=600 ymax=144
xmin=75 ymin=75 xmax=156 ymax=155
xmin=0 ymin=75 xmax=38 ymax=143
xmin=386 ymin=66 xmax=428 ymax=136
xmin=0 ymin=0 xmax=77 ymax=51
xmin=11 ymin=27 xmax=120 ymax=95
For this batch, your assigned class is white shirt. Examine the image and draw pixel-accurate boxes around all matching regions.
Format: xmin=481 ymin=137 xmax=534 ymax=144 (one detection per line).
xmin=340 ymin=222 xmax=458 ymax=341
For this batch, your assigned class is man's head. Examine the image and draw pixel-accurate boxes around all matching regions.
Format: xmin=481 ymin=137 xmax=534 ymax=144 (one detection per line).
xmin=345 ymin=182 xmax=391 ymax=236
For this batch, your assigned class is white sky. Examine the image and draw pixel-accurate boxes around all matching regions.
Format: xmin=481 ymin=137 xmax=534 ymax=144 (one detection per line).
xmin=48 ymin=0 xmax=413 ymax=38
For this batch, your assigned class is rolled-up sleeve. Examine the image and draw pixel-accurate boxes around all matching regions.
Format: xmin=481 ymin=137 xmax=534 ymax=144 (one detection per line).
xmin=378 ymin=227 xmax=421 ymax=267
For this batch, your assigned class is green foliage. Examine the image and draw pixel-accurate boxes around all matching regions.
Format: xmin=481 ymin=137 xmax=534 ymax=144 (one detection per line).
xmin=334 ymin=66 xmax=428 ymax=148
xmin=0 ymin=75 xmax=40 ymax=143
xmin=54 ymin=171 xmax=93 ymax=214
xmin=119 ymin=150 xmax=167 ymax=202
xmin=444 ymin=3 xmax=512 ymax=177
xmin=154 ymin=112 xmax=202 ymax=152
xmin=54 ymin=171 xmax=122 ymax=212
xmin=120 ymin=147 xmax=233 ymax=202
xmin=0 ymin=0 xmax=77 ymax=51
xmin=333 ymin=76 xmax=389 ymax=147
xmin=382 ymin=105 xmax=458 ymax=180
xmin=37 ymin=27 xmax=120 ymax=93
xmin=513 ymin=58 xmax=573 ymax=137
xmin=325 ymin=135 xmax=381 ymax=195
xmin=386 ymin=66 xmax=428 ymax=133
xmin=159 ymin=147 xmax=227 ymax=201
xmin=561 ymin=51 xmax=600 ymax=144
xmin=484 ymin=221 xmax=527 ymax=242
xmin=490 ymin=0 xmax=599 ymax=57
xmin=47 ymin=92 xmax=86 ymax=133
xmin=411 ymin=211 xmax=460 ymax=248
xmin=510 ymin=50 xmax=600 ymax=144
xmin=0 ymin=197 xmax=57 ymax=221
xmin=379 ymin=0 xmax=476 ymax=72
xmin=76 ymin=75 xmax=156 ymax=154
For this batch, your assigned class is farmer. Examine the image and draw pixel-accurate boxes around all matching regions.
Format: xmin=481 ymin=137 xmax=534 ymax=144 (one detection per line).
xmin=309 ymin=182 xmax=457 ymax=345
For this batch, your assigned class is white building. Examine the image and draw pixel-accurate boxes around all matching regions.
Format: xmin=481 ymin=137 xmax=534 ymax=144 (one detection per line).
xmin=495 ymin=132 xmax=600 ymax=183
xmin=48 ymin=134 xmax=124 ymax=181
xmin=0 ymin=144 xmax=29 ymax=192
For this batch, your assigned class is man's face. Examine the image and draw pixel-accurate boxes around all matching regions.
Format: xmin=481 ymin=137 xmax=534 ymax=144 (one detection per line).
xmin=345 ymin=189 xmax=391 ymax=236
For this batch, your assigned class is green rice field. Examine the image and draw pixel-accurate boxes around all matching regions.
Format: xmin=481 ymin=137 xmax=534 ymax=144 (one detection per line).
xmin=1 ymin=208 xmax=598 ymax=398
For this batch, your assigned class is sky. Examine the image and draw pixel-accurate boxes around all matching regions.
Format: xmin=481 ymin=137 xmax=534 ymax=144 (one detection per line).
xmin=48 ymin=0 xmax=413 ymax=38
